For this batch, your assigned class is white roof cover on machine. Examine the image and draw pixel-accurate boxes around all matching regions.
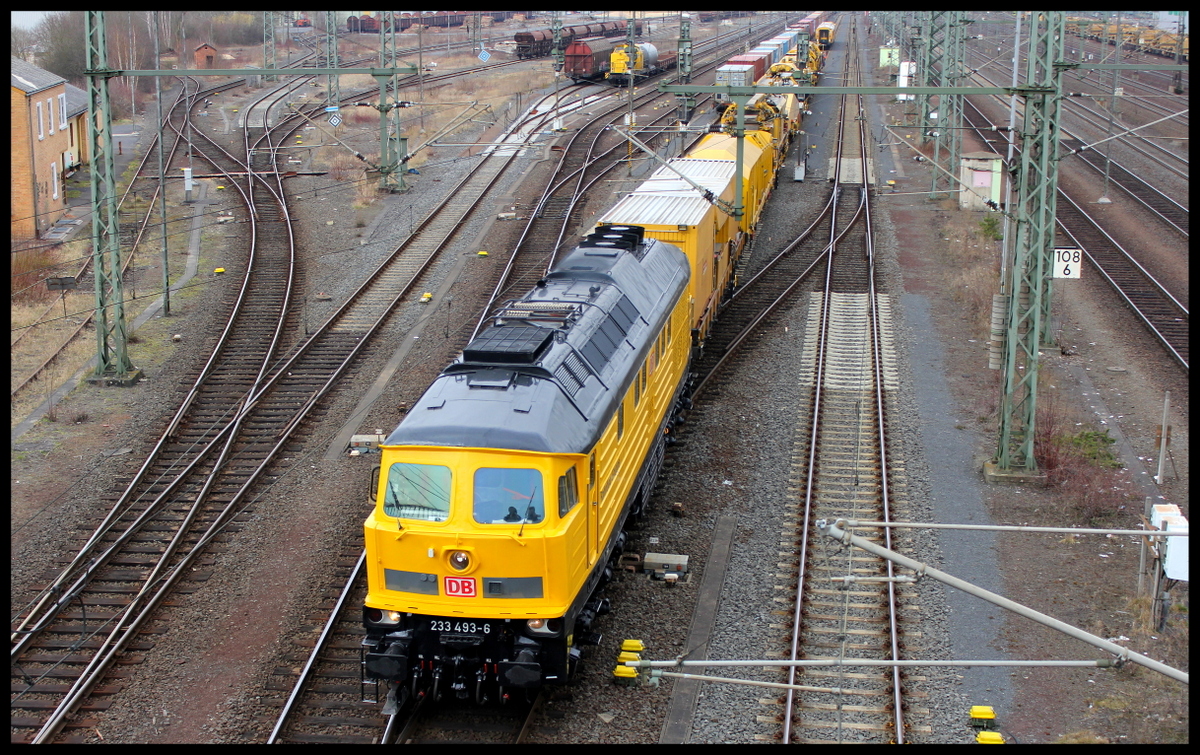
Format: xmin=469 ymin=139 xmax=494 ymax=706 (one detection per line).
xmin=600 ymin=158 xmax=735 ymax=227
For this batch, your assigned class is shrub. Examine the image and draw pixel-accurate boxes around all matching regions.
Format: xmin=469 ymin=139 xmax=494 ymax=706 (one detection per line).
xmin=1036 ymin=397 xmax=1134 ymax=524
xmin=979 ymin=215 xmax=1003 ymax=241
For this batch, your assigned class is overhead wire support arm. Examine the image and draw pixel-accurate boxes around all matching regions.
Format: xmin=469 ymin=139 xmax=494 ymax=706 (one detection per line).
xmin=100 ymin=67 xmax=419 ymax=78
xmin=285 ymin=104 xmax=376 ymax=168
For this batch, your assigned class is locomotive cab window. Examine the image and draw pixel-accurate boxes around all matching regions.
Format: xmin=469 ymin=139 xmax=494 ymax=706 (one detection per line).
xmin=383 ymin=462 xmax=451 ymax=522
xmin=558 ymin=467 xmax=579 ymax=517
xmin=474 ymin=468 xmax=545 ymax=525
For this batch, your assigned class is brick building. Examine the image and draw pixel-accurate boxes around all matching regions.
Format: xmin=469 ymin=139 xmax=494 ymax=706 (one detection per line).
xmin=11 ymin=57 xmax=89 ymax=239
xmin=194 ymin=43 xmax=219 ymax=69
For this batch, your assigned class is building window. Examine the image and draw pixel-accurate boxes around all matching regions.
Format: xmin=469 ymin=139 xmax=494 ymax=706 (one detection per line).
xmin=51 ymin=162 xmax=59 ymax=200
xmin=58 ymin=93 xmax=68 ymax=130
xmin=36 ymin=101 xmax=44 ymax=140
xmin=47 ymin=98 xmax=55 ymax=135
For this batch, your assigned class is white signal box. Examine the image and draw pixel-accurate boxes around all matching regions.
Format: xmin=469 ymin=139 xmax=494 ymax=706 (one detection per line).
xmin=1151 ymin=504 xmax=1181 ymax=529
xmin=1161 ymin=516 xmax=1188 ymax=581
xmin=1150 ymin=504 xmax=1188 ymax=582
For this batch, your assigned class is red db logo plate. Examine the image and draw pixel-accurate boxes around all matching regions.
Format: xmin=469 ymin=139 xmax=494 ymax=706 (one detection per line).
xmin=443 ymin=576 xmax=477 ymax=597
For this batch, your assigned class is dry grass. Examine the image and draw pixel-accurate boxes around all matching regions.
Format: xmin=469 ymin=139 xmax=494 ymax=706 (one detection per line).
xmin=353 ymin=174 xmax=379 ymax=209
xmin=1034 ymin=390 xmax=1139 ymax=525
xmin=936 ymin=206 xmax=1004 ymax=335
xmin=11 ymin=237 xmax=99 ymax=417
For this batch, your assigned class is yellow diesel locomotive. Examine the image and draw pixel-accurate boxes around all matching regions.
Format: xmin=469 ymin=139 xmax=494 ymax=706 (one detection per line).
xmin=362 ymin=227 xmax=692 ymax=703
xmin=362 ymin=91 xmax=799 ymax=704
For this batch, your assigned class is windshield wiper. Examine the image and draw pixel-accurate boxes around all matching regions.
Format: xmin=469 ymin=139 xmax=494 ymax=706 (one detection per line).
xmin=517 ymin=483 xmax=539 ymax=537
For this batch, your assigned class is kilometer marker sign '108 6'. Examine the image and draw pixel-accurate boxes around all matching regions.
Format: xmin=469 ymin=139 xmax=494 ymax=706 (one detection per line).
xmin=1053 ymin=248 xmax=1082 ymax=279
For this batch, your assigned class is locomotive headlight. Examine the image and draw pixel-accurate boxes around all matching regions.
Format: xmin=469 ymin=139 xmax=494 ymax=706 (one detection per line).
xmin=449 ymin=550 xmax=471 ymax=571
xmin=526 ymin=618 xmax=562 ymax=636
xmin=365 ymin=608 xmax=402 ymax=625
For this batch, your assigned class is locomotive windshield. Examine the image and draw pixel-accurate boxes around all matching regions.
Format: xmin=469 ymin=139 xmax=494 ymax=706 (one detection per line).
xmin=473 ymin=468 xmax=544 ymax=525
xmin=383 ymin=462 xmax=451 ymax=522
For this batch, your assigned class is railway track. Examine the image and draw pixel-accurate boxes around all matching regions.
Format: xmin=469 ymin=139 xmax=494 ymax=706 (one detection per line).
xmin=959 ymin=99 xmax=1189 ymax=371
xmin=12 ymin=15 xmax=816 ymax=743
xmin=264 ymin=19 xmax=803 ymax=744
xmin=9 ymin=70 xmax=320 ymax=744
xmin=642 ymin=16 xmax=916 ymax=743
xmin=1054 ymin=192 xmax=1189 ymax=368
xmin=779 ymin=19 xmax=909 ymax=743
xmin=1060 ymin=138 xmax=1188 ymax=238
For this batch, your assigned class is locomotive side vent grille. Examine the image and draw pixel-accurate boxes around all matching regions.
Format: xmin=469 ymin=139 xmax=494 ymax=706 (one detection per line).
xmin=554 ymin=350 xmax=592 ymax=396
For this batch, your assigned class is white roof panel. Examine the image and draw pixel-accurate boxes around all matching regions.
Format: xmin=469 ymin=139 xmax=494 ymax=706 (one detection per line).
xmin=642 ymin=158 xmax=735 ymax=192
xmin=599 ymin=159 xmax=734 ymax=227
xmin=600 ymin=193 xmax=712 ymax=228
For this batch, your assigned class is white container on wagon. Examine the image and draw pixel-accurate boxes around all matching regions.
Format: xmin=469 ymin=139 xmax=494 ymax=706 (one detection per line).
xmin=714 ymin=64 xmax=755 ymax=102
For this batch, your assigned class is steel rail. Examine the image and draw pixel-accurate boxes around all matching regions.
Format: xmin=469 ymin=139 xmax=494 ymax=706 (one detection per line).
xmin=1055 ymin=193 xmax=1189 ymax=370
xmin=268 ymin=551 xmax=368 ymax=744
xmin=862 ymin=98 xmax=905 ymax=744
xmin=784 ymin=16 xmax=906 ymax=742
xmin=783 ymin=75 xmax=850 ymax=748
xmin=959 ymin=99 xmax=1188 ymax=371
xmin=20 ymin=72 xmax=311 ymax=744
xmin=9 ymin=100 xmax=269 ymax=651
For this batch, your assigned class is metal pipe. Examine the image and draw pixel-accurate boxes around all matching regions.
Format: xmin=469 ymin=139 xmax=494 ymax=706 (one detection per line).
xmin=818 ymin=519 xmax=1189 ymax=684
xmin=638 ymin=660 xmax=1118 ymax=694
xmin=836 ymin=518 xmax=1188 ymax=538
xmin=636 ymin=658 xmax=1116 ymax=669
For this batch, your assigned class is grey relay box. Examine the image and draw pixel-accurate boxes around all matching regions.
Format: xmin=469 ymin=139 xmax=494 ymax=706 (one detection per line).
xmin=643 ymin=553 xmax=689 ymax=574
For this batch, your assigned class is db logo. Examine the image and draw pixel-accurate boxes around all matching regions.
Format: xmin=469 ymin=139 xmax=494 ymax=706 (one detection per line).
xmin=443 ymin=576 xmax=477 ymax=597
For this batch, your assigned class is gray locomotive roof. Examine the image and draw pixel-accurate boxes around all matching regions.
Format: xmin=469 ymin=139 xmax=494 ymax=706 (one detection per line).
xmin=385 ymin=236 xmax=689 ymax=454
